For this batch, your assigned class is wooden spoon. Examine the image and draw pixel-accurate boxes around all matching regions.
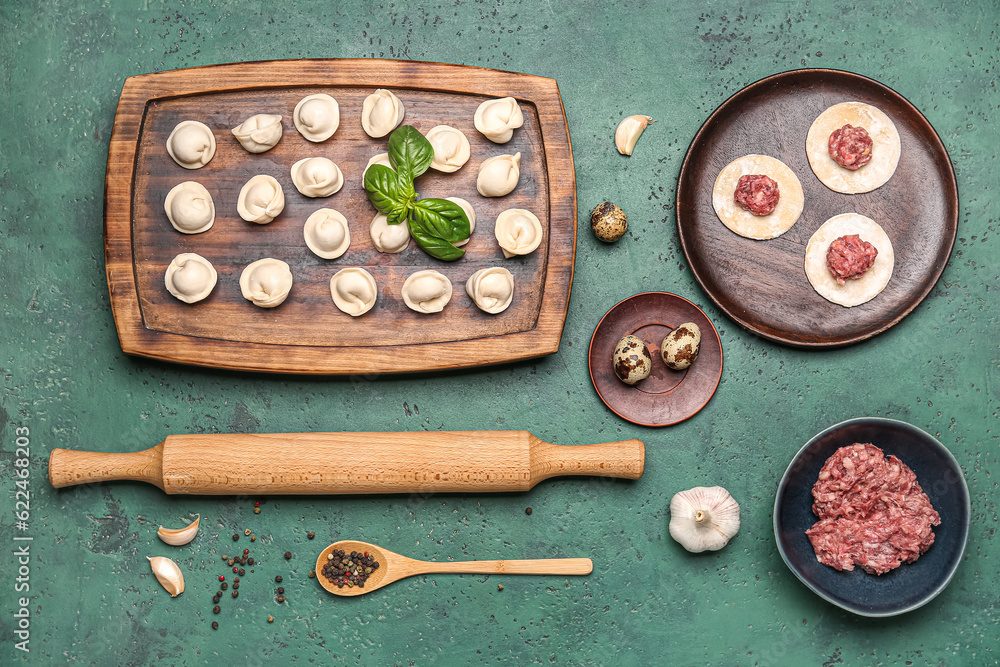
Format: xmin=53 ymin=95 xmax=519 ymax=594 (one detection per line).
xmin=315 ymin=540 xmax=593 ymax=597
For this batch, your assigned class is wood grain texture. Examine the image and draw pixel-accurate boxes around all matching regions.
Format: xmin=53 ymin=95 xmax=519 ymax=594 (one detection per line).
xmin=676 ymin=69 xmax=958 ymax=347
xmin=47 ymin=430 xmax=645 ymax=494
xmin=105 ymin=59 xmax=576 ymax=373
xmin=315 ymin=540 xmax=593 ymax=596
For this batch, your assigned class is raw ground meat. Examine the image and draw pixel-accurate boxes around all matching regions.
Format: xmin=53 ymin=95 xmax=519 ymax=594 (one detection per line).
xmin=828 ymin=124 xmax=874 ymax=170
xmin=826 ymin=234 xmax=878 ymax=285
xmin=806 ymin=443 xmax=941 ymax=575
xmin=733 ymin=174 xmax=780 ymax=216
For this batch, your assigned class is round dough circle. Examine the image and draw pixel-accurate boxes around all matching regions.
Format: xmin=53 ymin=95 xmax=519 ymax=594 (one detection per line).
xmin=303 ymin=208 xmax=351 ymax=259
xmin=330 ymin=267 xmax=377 ymax=317
xmin=293 ymin=94 xmax=340 ymax=143
xmin=806 ymin=101 xmax=901 ymax=194
xmin=712 ymin=155 xmax=804 ymax=240
xmin=239 ymin=258 xmax=293 ymax=308
xmin=164 ymin=253 xmax=217 ymax=303
xmin=164 ymin=181 xmax=215 ymax=234
xmin=804 ymin=213 xmax=894 ymax=307
xmin=401 ymin=270 xmax=453 ymax=314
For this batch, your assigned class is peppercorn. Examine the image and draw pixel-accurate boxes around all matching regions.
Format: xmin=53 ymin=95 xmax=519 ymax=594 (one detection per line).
xmin=308 ymin=570 xmax=315 ymax=579
xmin=228 ymin=558 xmax=235 ymax=566
xmin=221 ymin=555 xmax=228 ymax=561
xmin=232 ymin=590 xmax=238 ymax=598
xmin=248 ymin=558 xmax=255 ymax=565
xmin=267 ymin=615 xmax=274 ymax=623
xmin=213 ymin=605 xmax=221 ymax=614
xmin=232 ymin=567 xmax=238 ymax=573
xmin=234 ymin=577 xmax=240 ymax=583
xmin=212 ymin=595 xmax=220 ymax=604
xmin=254 ymin=501 xmax=260 ymax=507
xmin=211 ymin=621 xmax=219 ymax=630
xmin=525 ymin=507 xmax=532 ymax=515
xmin=244 ymin=528 xmax=252 ymax=536
xmin=276 ymin=587 xmax=284 ymax=594
xmin=243 ymin=549 xmax=249 ymax=555
xmin=232 ymin=534 xmax=239 ymax=541
xmin=221 ymin=582 xmax=228 ymax=590
xmin=276 ymin=595 xmax=285 ymax=603
xmin=238 ymin=568 xmax=246 ymax=576
xmin=251 ymin=535 xmax=257 ymax=542
xmin=307 ymin=531 xmax=315 ymax=540
xmin=233 ymin=583 xmax=239 ymax=590
xmin=254 ymin=507 xmax=261 ymax=514
xmin=275 ymin=575 xmax=283 ymax=583
xmin=284 ymin=551 xmax=292 ymax=560
xmin=498 ymin=584 xmax=504 ymax=591
xmin=218 ymin=575 xmax=225 ymax=582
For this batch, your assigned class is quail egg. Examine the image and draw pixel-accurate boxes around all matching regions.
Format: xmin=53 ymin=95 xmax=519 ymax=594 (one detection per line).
xmin=612 ymin=334 xmax=652 ymax=385
xmin=661 ymin=322 xmax=701 ymax=370
xmin=590 ymin=201 xmax=628 ymax=243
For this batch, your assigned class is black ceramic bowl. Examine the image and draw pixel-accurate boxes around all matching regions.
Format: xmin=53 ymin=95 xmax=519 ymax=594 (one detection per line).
xmin=774 ymin=417 xmax=970 ymax=617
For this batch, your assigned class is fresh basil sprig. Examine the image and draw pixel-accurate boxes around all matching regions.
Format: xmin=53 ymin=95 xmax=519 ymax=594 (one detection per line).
xmin=364 ymin=125 xmax=471 ymax=261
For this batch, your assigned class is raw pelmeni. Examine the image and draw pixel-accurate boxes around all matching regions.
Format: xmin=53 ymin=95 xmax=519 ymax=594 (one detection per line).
xmin=466 ymin=267 xmax=514 ymax=314
xmin=474 ymin=97 xmax=524 ymax=143
xmin=293 ymin=94 xmax=340 ymax=142
xmin=231 ymin=114 xmax=282 ymax=153
xmin=290 ymin=157 xmax=344 ymax=197
xmin=237 ymin=175 xmax=285 ymax=224
xmin=164 ymin=181 xmax=215 ymax=234
xmin=446 ymin=197 xmax=476 ymax=247
xmin=401 ymin=270 xmax=453 ymax=313
xmin=369 ymin=212 xmax=410 ymax=253
xmin=330 ymin=267 xmax=377 ymax=316
xmin=425 ymin=125 xmax=471 ymax=172
xmin=239 ymin=258 xmax=293 ymax=308
xmin=164 ymin=253 xmax=217 ymax=304
xmin=361 ymin=89 xmax=404 ymax=138
xmin=494 ymin=208 xmax=542 ymax=258
xmin=166 ymin=120 xmax=216 ymax=169
xmin=477 ymin=153 xmax=521 ymax=197
xmin=303 ymin=208 xmax=351 ymax=259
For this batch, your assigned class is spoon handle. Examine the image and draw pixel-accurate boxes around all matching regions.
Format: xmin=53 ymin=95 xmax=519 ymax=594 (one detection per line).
xmin=416 ymin=558 xmax=593 ymax=576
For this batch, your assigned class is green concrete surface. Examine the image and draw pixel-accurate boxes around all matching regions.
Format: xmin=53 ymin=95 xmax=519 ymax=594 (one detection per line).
xmin=1 ymin=0 xmax=997 ymax=664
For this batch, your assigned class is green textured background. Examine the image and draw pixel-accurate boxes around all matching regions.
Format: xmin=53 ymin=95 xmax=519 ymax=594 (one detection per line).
xmin=1 ymin=1 xmax=997 ymax=664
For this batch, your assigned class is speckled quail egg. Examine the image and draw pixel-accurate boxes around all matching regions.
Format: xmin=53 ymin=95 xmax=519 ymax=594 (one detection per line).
xmin=661 ymin=322 xmax=701 ymax=370
xmin=590 ymin=201 xmax=628 ymax=242
xmin=612 ymin=334 xmax=652 ymax=385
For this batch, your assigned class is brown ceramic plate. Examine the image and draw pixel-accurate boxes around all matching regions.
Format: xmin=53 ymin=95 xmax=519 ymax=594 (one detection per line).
xmin=676 ymin=69 xmax=958 ymax=347
xmin=588 ymin=292 xmax=722 ymax=427
xmin=105 ymin=59 xmax=576 ymax=374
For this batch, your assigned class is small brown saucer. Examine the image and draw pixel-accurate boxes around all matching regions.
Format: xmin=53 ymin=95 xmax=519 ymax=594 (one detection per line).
xmin=588 ymin=292 xmax=723 ymax=427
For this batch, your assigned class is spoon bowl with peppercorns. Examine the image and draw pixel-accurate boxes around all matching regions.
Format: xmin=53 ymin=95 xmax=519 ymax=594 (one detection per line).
xmin=316 ymin=540 xmax=592 ymax=597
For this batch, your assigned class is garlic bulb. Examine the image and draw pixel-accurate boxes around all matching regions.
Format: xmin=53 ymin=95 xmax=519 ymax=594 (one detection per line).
xmin=615 ymin=115 xmax=654 ymax=156
xmin=157 ymin=514 xmax=200 ymax=546
xmin=477 ymin=153 xmax=521 ymax=197
xmin=231 ymin=113 xmax=283 ymax=153
xmin=668 ymin=486 xmax=740 ymax=553
xmin=147 ymin=556 xmax=185 ymax=596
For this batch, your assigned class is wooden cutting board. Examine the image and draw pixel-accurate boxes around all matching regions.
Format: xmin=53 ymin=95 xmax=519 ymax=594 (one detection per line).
xmin=105 ymin=59 xmax=576 ymax=374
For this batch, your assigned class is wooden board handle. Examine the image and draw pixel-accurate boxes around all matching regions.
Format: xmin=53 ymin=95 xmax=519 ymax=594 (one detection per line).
xmin=49 ymin=431 xmax=644 ymax=495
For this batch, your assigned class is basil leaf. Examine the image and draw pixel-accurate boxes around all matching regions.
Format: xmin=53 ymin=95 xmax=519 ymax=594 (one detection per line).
xmin=388 ymin=126 xmax=434 ymax=180
xmin=364 ymin=164 xmax=403 ymax=215
xmin=410 ymin=198 xmax=471 ymax=243
xmin=408 ymin=219 xmax=466 ymax=261
xmin=386 ymin=200 xmax=410 ymax=226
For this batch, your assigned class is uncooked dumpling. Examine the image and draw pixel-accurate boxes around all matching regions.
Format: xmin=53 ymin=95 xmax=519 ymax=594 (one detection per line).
xmin=237 ymin=175 xmax=285 ymax=224
xmin=474 ymin=97 xmax=524 ymax=144
xmin=330 ymin=267 xmax=377 ymax=316
xmin=446 ymin=197 xmax=476 ymax=247
xmin=164 ymin=181 xmax=215 ymax=234
xmin=494 ymin=208 xmax=542 ymax=258
xmin=304 ymin=208 xmax=351 ymax=259
xmin=290 ymin=157 xmax=344 ymax=197
xmin=477 ymin=153 xmax=521 ymax=197
xmin=425 ymin=125 xmax=471 ymax=173
xmin=361 ymin=89 xmax=404 ymax=138
xmin=239 ymin=258 xmax=293 ymax=308
xmin=466 ymin=267 xmax=514 ymax=314
xmin=166 ymin=120 xmax=216 ymax=169
xmin=164 ymin=253 xmax=217 ymax=304
xmin=231 ymin=114 xmax=283 ymax=153
xmin=363 ymin=153 xmax=392 ymax=180
xmin=293 ymin=93 xmax=340 ymax=142
xmin=369 ymin=212 xmax=410 ymax=253
xmin=401 ymin=270 xmax=453 ymax=314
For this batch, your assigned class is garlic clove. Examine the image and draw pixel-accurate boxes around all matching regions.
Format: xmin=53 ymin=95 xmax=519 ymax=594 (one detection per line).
xmin=157 ymin=514 xmax=200 ymax=546
xmin=668 ymin=486 xmax=740 ymax=553
xmin=615 ymin=115 xmax=654 ymax=156
xmin=147 ymin=556 xmax=185 ymax=596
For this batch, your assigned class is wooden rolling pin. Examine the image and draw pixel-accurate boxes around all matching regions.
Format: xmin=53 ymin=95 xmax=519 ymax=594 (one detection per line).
xmin=48 ymin=431 xmax=644 ymax=495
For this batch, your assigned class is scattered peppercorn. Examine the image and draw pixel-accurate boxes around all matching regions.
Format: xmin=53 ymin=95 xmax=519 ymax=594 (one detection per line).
xmin=233 ymin=582 xmax=239 ymax=590
xmin=276 ymin=595 xmax=286 ymax=603
xmin=251 ymin=535 xmax=257 ymax=542
xmin=307 ymin=570 xmax=315 ymax=579
xmin=248 ymin=558 xmax=255 ymax=566
xmin=238 ymin=568 xmax=245 ymax=576
xmin=228 ymin=558 xmax=235 ymax=566
xmin=232 ymin=567 xmax=238 ymax=573
xmin=212 ymin=595 xmax=220 ymax=604
xmin=221 ymin=555 xmax=229 ymax=561
xmin=221 ymin=582 xmax=228 ymax=590
xmin=254 ymin=501 xmax=260 ymax=507
xmin=213 ymin=606 xmax=221 ymax=614
xmin=267 ymin=615 xmax=274 ymax=623
xmin=232 ymin=534 xmax=239 ymax=541
xmin=243 ymin=549 xmax=249 ymax=555
xmin=212 ymin=621 xmax=219 ymax=630
xmin=284 ymin=551 xmax=292 ymax=560
xmin=244 ymin=529 xmax=252 ymax=536
xmin=276 ymin=587 xmax=284 ymax=594
xmin=498 ymin=584 xmax=504 ymax=591
xmin=234 ymin=577 xmax=240 ymax=583
xmin=232 ymin=590 xmax=239 ymax=598
xmin=254 ymin=508 xmax=261 ymax=514
xmin=525 ymin=507 xmax=532 ymax=515
xmin=275 ymin=575 xmax=283 ymax=583
xmin=218 ymin=575 xmax=225 ymax=582
xmin=307 ymin=531 xmax=315 ymax=540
